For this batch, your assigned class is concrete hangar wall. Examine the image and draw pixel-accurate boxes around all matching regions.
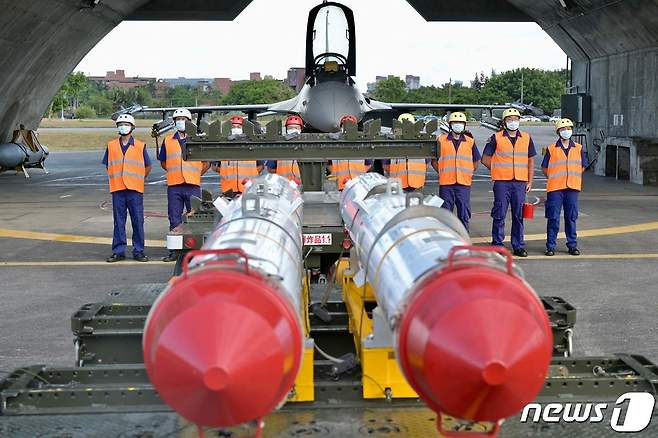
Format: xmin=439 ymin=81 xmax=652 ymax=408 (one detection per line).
xmin=0 ymin=0 xmax=656 ymax=184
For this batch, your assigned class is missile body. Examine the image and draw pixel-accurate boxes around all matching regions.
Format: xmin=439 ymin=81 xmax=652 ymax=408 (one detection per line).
xmin=0 ymin=141 xmax=48 ymax=169
xmin=143 ymin=174 xmax=305 ymax=428
xmin=340 ymin=173 xmax=552 ymax=423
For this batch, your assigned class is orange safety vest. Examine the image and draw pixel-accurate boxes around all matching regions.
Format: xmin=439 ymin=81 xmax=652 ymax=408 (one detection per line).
xmin=163 ymin=134 xmax=202 ymax=186
xmin=389 ymin=159 xmax=426 ymax=189
xmin=546 ymin=142 xmax=583 ymax=192
xmin=490 ymin=131 xmax=530 ymax=181
xmin=438 ymin=135 xmax=475 ymax=186
xmin=331 ymin=160 xmax=368 ymax=190
xmin=107 ymin=138 xmax=146 ymax=193
xmin=219 ymin=161 xmax=259 ymax=193
xmin=276 ymin=160 xmax=301 ymax=182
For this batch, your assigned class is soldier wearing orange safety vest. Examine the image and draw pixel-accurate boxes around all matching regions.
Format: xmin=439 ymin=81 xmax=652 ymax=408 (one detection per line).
xmin=102 ymin=114 xmax=152 ymax=263
xmin=481 ymin=108 xmax=537 ymax=257
xmin=430 ymin=112 xmax=481 ymax=231
xmin=384 ymin=114 xmax=428 ymax=193
xmin=159 ymin=108 xmax=211 ymax=262
xmin=328 ymin=115 xmax=372 ymax=191
xmin=542 ymin=118 xmax=588 ymax=257
xmin=267 ymin=115 xmax=303 ymax=184
xmin=212 ymin=115 xmax=263 ymax=197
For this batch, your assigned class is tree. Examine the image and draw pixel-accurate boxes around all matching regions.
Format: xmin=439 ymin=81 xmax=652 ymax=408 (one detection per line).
xmin=74 ymin=105 xmax=96 ymax=119
xmin=222 ymin=80 xmax=296 ymax=105
xmin=372 ymin=76 xmax=407 ymax=102
xmin=479 ymin=68 xmax=565 ymax=113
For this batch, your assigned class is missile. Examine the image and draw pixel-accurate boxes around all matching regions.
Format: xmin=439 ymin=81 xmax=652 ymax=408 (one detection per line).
xmin=340 ymin=174 xmax=552 ymax=429
xmin=0 ymin=127 xmax=49 ymax=176
xmin=143 ymin=174 xmax=305 ymax=428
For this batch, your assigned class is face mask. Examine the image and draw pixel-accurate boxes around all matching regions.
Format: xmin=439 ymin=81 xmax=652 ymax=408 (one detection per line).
xmin=175 ymin=120 xmax=186 ymax=132
xmin=506 ymin=120 xmax=520 ymax=131
xmin=231 ymin=128 xmax=243 ymax=136
xmin=287 ymin=128 xmax=301 ymax=136
xmin=451 ymin=123 xmax=465 ymax=134
xmin=560 ymin=129 xmax=573 ymax=140
xmin=118 ymin=125 xmax=132 ymax=136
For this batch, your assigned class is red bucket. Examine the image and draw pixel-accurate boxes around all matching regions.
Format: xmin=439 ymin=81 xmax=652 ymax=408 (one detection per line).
xmin=522 ymin=202 xmax=534 ymax=220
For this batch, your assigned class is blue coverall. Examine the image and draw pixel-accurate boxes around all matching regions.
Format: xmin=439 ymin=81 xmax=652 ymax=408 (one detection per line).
xmin=102 ymin=137 xmax=151 ymax=256
xmin=542 ymin=140 xmax=589 ymax=250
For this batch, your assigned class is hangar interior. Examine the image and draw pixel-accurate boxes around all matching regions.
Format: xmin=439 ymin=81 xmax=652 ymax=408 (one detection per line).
xmin=0 ymin=0 xmax=656 ymax=184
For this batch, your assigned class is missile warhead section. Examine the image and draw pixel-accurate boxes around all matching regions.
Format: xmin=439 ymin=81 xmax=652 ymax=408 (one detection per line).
xmin=339 ymin=174 xmax=553 ymax=432
xmin=143 ymin=174 xmax=306 ymax=428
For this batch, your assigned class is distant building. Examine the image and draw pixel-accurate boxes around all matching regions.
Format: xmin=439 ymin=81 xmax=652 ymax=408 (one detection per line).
xmin=405 ymin=75 xmax=420 ymax=90
xmin=250 ymin=72 xmax=262 ymax=81
xmin=88 ymin=70 xmax=156 ymax=90
xmin=375 ymin=75 xmax=387 ymax=82
xmin=285 ymin=67 xmax=306 ymax=92
xmin=214 ymin=78 xmax=233 ymax=95
xmin=161 ymin=77 xmax=213 ymax=91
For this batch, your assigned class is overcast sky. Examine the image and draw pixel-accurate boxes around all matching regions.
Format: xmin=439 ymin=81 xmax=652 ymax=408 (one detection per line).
xmin=76 ymin=0 xmax=567 ymax=90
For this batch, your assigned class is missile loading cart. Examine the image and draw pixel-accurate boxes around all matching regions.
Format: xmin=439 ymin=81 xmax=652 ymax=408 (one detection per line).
xmin=1 ymin=119 xmax=658 ymax=438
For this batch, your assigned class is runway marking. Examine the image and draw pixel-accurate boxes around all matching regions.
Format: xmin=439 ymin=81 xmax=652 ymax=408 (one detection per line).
xmin=519 ymin=253 xmax=658 ymax=260
xmin=469 ymin=220 xmax=658 ymax=243
xmin=3 ymin=254 xmax=658 ymax=266
xmin=2 ymin=220 xmax=658 ymax=249
xmin=0 ymin=228 xmax=166 ymax=247
xmin=0 ymin=261 xmax=171 ymax=267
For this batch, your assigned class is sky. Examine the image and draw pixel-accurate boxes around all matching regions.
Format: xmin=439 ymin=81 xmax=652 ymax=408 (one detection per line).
xmin=75 ymin=0 xmax=567 ymax=90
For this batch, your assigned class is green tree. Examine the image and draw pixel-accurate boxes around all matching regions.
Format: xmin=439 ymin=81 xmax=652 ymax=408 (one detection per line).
xmin=479 ymin=68 xmax=565 ymax=113
xmin=372 ymin=76 xmax=407 ymax=102
xmin=222 ymin=80 xmax=296 ymax=105
xmin=74 ymin=105 xmax=97 ymax=119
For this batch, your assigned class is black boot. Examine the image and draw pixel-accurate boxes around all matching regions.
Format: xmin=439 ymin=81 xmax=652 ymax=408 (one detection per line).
xmin=133 ymin=253 xmax=149 ymax=262
xmin=513 ymin=248 xmax=528 ymax=257
xmin=106 ymin=254 xmax=125 ymax=263
xmin=568 ymin=248 xmax=580 ymax=256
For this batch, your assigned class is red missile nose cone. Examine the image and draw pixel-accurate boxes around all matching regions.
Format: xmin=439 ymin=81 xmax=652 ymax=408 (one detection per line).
xmin=398 ymin=266 xmax=552 ymax=422
xmin=143 ymin=269 xmax=302 ymax=428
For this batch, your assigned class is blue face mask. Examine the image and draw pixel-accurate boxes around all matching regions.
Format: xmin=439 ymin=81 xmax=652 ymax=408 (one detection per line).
xmin=451 ymin=123 xmax=465 ymax=134
xmin=175 ymin=120 xmax=186 ymax=132
xmin=118 ymin=125 xmax=132 ymax=135
xmin=560 ymin=129 xmax=573 ymax=140
xmin=506 ymin=120 xmax=520 ymax=131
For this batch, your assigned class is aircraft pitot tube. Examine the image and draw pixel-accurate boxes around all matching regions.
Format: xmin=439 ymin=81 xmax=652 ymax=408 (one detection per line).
xmin=339 ymin=173 xmax=553 ymax=434
xmin=143 ymin=173 xmax=305 ymax=428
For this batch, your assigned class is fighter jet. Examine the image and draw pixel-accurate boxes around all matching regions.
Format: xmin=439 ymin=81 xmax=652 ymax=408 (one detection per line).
xmin=115 ymin=2 xmax=513 ymax=132
xmin=0 ymin=125 xmax=49 ymax=178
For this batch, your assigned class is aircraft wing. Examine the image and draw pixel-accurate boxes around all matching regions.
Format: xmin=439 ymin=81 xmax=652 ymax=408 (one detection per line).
xmin=366 ymin=100 xmax=512 ymax=112
xmin=112 ymin=103 xmax=274 ymax=120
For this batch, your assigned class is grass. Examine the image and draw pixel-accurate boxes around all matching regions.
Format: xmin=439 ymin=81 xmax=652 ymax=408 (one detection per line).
xmin=39 ymin=118 xmax=157 ymax=129
xmin=38 ymin=131 xmax=160 ymax=152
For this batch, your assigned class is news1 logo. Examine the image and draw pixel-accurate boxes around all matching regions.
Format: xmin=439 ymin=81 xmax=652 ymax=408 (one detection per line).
xmin=520 ymin=392 xmax=655 ymax=432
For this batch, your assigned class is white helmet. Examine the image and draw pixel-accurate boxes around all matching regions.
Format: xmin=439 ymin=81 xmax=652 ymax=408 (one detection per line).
xmin=115 ymin=114 xmax=136 ymax=126
xmin=173 ymin=108 xmax=192 ymax=121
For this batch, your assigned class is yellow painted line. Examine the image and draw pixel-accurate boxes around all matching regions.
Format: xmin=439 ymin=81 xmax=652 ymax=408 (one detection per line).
xmin=2 ymin=220 xmax=658 ymax=249
xmin=520 ymin=253 xmax=658 ymax=260
xmin=0 ymin=228 xmax=166 ymax=247
xmin=0 ymin=261 xmax=171 ymax=267
xmin=470 ymin=221 xmax=658 ymax=244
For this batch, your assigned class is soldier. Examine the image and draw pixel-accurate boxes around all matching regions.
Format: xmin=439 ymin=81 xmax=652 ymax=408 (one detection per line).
xmin=328 ymin=114 xmax=372 ymax=191
xmin=267 ymin=115 xmax=303 ymax=184
xmin=159 ymin=108 xmax=210 ymax=262
xmin=431 ymin=112 xmax=480 ymax=231
xmin=212 ymin=115 xmax=263 ymax=198
xmin=481 ymin=108 xmax=537 ymax=257
xmin=384 ymin=113 xmax=428 ymax=193
xmin=542 ymin=118 xmax=588 ymax=256
xmin=102 ymin=114 xmax=151 ymax=263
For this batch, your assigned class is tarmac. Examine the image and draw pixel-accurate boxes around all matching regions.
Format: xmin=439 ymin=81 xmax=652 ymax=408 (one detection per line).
xmin=1 ymin=124 xmax=658 ymax=374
